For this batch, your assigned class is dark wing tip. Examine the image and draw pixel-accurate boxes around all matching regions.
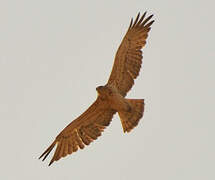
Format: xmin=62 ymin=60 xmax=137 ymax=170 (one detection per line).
xmin=39 ymin=141 xmax=56 ymax=162
xmin=129 ymin=18 xmax=133 ymax=29
xmin=137 ymin=12 xmax=147 ymax=25
xmin=129 ymin=12 xmax=154 ymax=29
xmin=145 ymin=20 xmax=155 ymax=28
xmin=132 ymin=12 xmax=140 ymax=27
xmin=141 ymin=14 xmax=154 ymax=26
xmin=49 ymin=160 xmax=54 ymax=166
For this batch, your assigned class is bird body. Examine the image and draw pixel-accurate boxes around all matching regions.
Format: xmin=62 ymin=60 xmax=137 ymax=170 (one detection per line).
xmin=96 ymin=85 xmax=130 ymax=111
xmin=39 ymin=12 xmax=154 ymax=166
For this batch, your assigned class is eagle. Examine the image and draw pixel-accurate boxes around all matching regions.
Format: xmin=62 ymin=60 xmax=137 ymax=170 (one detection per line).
xmin=39 ymin=12 xmax=154 ymax=166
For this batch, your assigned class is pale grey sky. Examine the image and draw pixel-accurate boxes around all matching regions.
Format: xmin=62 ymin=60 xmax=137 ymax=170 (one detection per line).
xmin=0 ymin=0 xmax=214 ymax=179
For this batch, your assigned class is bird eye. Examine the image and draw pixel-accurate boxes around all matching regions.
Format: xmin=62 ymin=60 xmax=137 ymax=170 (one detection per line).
xmin=108 ymin=90 xmax=112 ymax=95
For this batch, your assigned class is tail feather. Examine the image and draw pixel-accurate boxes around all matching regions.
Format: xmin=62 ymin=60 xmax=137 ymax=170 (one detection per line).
xmin=118 ymin=99 xmax=144 ymax=133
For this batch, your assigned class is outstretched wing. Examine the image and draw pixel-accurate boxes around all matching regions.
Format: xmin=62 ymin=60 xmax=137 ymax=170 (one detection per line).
xmin=39 ymin=98 xmax=116 ymax=166
xmin=107 ymin=12 xmax=154 ymax=96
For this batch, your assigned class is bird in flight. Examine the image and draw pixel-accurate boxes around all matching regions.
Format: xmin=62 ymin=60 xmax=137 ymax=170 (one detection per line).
xmin=39 ymin=12 xmax=154 ymax=166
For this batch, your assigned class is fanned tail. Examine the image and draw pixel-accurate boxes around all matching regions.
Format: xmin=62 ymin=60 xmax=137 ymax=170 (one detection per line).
xmin=118 ymin=99 xmax=144 ymax=133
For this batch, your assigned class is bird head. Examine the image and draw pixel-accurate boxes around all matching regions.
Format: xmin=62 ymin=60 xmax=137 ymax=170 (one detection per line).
xmin=96 ymin=86 xmax=112 ymax=97
xmin=96 ymin=86 xmax=105 ymax=95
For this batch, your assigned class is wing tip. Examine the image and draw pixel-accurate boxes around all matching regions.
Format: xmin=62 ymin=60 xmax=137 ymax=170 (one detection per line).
xmin=132 ymin=12 xmax=140 ymax=27
xmin=48 ymin=160 xmax=54 ymax=166
xmin=39 ymin=141 xmax=57 ymax=164
xmin=141 ymin=14 xmax=154 ymax=27
xmin=129 ymin=18 xmax=133 ymax=29
xmin=128 ymin=12 xmax=154 ymax=29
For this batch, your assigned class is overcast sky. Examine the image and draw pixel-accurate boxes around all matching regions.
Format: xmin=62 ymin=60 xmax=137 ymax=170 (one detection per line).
xmin=0 ymin=0 xmax=214 ymax=180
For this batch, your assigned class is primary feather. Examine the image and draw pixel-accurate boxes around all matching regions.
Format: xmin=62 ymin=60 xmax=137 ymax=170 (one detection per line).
xmin=108 ymin=12 xmax=154 ymax=96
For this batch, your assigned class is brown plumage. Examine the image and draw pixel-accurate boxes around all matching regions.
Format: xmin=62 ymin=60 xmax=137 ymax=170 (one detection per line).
xmin=39 ymin=12 xmax=154 ymax=166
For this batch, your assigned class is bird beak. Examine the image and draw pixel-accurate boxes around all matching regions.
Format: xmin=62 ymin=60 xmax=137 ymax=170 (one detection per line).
xmin=96 ymin=88 xmax=99 ymax=95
